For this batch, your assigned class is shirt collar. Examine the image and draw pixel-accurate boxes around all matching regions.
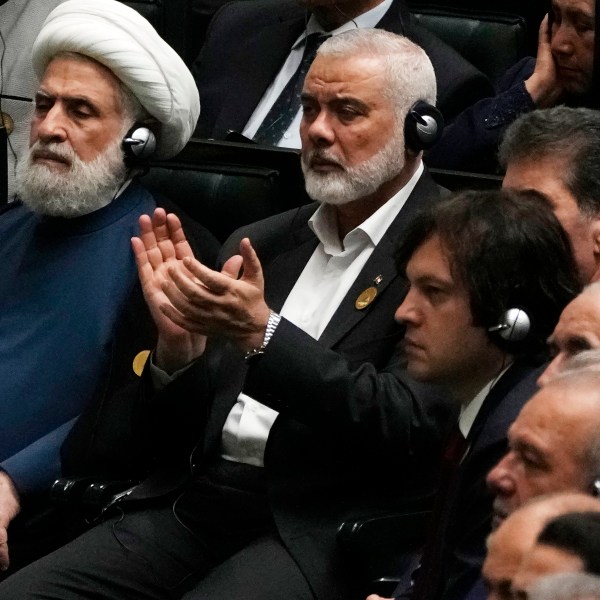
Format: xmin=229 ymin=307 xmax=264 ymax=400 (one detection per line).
xmin=295 ymin=0 xmax=393 ymax=45
xmin=459 ymin=362 xmax=513 ymax=438
xmin=308 ymin=161 xmax=423 ymax=255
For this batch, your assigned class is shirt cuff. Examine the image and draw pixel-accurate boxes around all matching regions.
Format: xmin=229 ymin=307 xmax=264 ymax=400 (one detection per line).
xmin=149 ymin=352 xmax=197 ymax=390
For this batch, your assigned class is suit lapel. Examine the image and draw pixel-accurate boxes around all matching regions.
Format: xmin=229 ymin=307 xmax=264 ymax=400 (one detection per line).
xmin=214 ymin=11 xmax=306 ymax=135
xmin=215 ymin=0 xmax=410 ymax=134
xmin=318 ymin=170 xmax=441 ymax=349
xmin=376 ymin=0 xmax=410 ymax=35
xmin=263 ymin=209 xmax=319 ymax=312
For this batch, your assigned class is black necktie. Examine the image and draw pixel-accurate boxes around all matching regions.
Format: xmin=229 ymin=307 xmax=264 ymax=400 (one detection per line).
xmin=253 ymin=33 xmax=328 ymax=145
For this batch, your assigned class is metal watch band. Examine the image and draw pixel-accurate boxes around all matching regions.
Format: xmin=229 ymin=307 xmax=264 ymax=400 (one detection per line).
xmin=244 ymin=311 xmax=281 ymax=361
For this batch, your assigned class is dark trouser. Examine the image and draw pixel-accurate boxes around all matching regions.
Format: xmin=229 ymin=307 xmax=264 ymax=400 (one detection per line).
xmin=0 ymin=461 xmax=314 ymax=600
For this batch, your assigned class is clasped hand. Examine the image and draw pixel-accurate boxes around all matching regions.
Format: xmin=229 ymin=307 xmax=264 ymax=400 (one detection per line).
xmin=132 ymin=209 xmax=271 ymax=372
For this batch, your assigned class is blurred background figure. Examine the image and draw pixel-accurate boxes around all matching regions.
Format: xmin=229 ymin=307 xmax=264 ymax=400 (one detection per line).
xmin=480 ymin=493 xmax=600 ymax=600
xmin=512 ymin=512 xmax=600 ymax=597
xmin=528 ymin=572 xmax=600 ymax=600
xmin=0 ymin=0 xmax=66 ymax=200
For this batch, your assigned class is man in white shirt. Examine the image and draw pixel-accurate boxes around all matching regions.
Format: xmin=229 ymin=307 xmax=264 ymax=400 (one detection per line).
xmin=373 ymin=188 xmax=580 ymax=600
xmin=192 ymin=0 xmax=491 ymax=143
xmin=1 ymin=29 xmax=452 ymax=600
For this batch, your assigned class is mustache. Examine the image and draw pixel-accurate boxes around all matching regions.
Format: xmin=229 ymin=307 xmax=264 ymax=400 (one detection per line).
xmin=303 ymin=148 xmax=345 ymax=168
xmin=30 ymin=141 xmax=75 ymax=166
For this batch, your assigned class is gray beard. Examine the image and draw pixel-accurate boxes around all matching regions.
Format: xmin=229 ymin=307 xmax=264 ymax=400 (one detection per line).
xmin=15 ymin=138 xmax=127 ymax=218
xmin=301 ymin=131 xmax=406 ymax=206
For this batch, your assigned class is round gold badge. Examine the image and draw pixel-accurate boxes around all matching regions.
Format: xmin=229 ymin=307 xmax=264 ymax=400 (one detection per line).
xmin=355 ymin=287 xmax=378 ymax=310
xmin=0 ymin=112 xmax=14 ymax=135
xmin=132 ymin=350 xmax=151 ymax=377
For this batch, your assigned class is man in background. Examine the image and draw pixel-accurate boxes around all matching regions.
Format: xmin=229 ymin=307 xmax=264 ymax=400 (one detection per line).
xmin=500 ymin=107 xmax=600 ymax=285
xmin=192 ymin=0 xmax=491 ymax=144
xmin=512 ymin=511 xmax=600 ymax=596
xmin=487 ymin=370 xmax=600 ymax=529
xmin=0 ymin=0 xmax=66 ymax=199
xmin=482 ymin=493 xmax=600 ymax=600
xmin=427 ymin=0 xmax=597 ymax=172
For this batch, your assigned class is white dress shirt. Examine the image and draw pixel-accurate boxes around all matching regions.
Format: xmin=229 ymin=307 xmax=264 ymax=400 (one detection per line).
xmin=241 ymin=0 xmax=393 ymax=148
xmin=458 ymin=363 xmax=512 ymax=439
xmin=219 ymin=162 xmax=424 ymax=466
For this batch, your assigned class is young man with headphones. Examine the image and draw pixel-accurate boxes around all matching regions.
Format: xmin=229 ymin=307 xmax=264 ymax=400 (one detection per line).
xmin=0 ymin=29 xmax=453 ymax=600
xmin=378 ymin=189 xmax=581 ymax=600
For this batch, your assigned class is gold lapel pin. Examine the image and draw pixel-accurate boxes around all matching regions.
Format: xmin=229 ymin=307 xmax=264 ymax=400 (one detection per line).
xmin=1 ymin=112 xmax=14 ymax=136
xmin=132 ymin=350 xmax=151 ymax=377
xmin=355 ymin=275 xmax=383 ymax=310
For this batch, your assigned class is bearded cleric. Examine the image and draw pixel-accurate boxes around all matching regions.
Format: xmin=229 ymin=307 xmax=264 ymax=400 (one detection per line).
xmin=0 ymin=0 xmax=218 ymax=538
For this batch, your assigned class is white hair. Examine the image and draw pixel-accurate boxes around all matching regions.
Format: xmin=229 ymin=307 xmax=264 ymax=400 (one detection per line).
xmin=542 ymin=370 xmax=600 ymax=481
xmin=15 ymin=133 xmax=128 ymax=217
xmin=528 ymin=573 xmax=600 ymax=600
xmin=317 ymin=29 xmax=437 ymax=123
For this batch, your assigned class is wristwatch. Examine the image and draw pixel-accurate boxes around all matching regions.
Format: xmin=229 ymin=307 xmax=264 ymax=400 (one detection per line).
xmin=244 ymin=311 xmax=281 ymax=361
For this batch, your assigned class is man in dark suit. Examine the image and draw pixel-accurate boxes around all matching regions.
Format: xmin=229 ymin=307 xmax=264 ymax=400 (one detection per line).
xmin=192 ymin=0 xmax=492 ymax=144
xmin=0 ymin=29 xmax=451 ymax=599
xmin=368 ymin=188 xmax=580 ymax=600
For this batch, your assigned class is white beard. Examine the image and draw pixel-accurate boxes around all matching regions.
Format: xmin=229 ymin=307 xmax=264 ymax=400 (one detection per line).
xmin=301 ymin=130 xmax=406 ymax=205
xmin=15 ymin=137 xmax=127 ymax=218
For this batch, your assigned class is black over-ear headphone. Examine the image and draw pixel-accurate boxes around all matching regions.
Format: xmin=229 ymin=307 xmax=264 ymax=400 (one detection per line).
xmin=487 ymin=308 xmax=532 ymax=346
xmin=404 ymin=100 xmax=444 ymax=152
xmin=122 ymin=125 xmax=156 ymax=161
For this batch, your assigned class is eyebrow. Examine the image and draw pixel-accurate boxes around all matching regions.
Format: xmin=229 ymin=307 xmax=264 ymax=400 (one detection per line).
xmin=565 ymin=335 xmax=594 ymax=351
xmin=300 ymin=92 xmax=370 ymax=112
xmin=408 ymin=272 xmax=454 ymax=288
xmin=35 ymin=90 xmax=101 ymax=115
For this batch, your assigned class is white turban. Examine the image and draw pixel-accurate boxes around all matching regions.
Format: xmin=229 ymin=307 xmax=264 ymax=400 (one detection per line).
xmin=31 ymin=0 xmax=200 ymax=159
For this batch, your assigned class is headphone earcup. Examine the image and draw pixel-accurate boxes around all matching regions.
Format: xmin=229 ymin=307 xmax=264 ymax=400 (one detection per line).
xmin=404 ymin=100 xmax=444 ymax=152
xmin=488 ymin=308 xmax=531 ymax=344
xmin=122 ymin=126 xmax=156 ymax=161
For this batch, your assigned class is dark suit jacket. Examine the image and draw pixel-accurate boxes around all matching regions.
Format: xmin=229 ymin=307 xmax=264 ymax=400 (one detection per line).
xmin=399 ymin=360 xmax=543 ymax=600
xmin=426 ymin=57 xmax=536 ymax=173
xmin=192 ymin=0 xmax=493 ymax=139
xmin=63 ymin=169 xmax=454 ymax=600
xmin=59 ymin=190 xmax=220 ymax=487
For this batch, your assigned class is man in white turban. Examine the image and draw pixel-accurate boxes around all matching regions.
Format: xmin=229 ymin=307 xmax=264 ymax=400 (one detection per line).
xmin=0 ymin=0 xmax=218 ymax=575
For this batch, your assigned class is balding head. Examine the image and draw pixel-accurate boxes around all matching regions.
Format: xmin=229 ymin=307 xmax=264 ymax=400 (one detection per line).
xmin=483 ymin=493 xmax=600 ymax=600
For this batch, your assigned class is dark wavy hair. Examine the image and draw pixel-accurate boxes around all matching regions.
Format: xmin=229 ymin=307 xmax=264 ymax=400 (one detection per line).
xmin=395 ymin=188 xmax=582 ymax=359
xmin=537 ymin=511 xmax=600 ymax=576
xmin=499 ymin=107 xmax=600 ymax=218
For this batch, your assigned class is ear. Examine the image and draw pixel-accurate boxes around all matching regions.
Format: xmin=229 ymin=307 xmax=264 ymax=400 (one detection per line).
xmin=592 ymin=218 xmax=600 ymax=262
xmin=590 ymin=218 xmax=600 ymax=282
